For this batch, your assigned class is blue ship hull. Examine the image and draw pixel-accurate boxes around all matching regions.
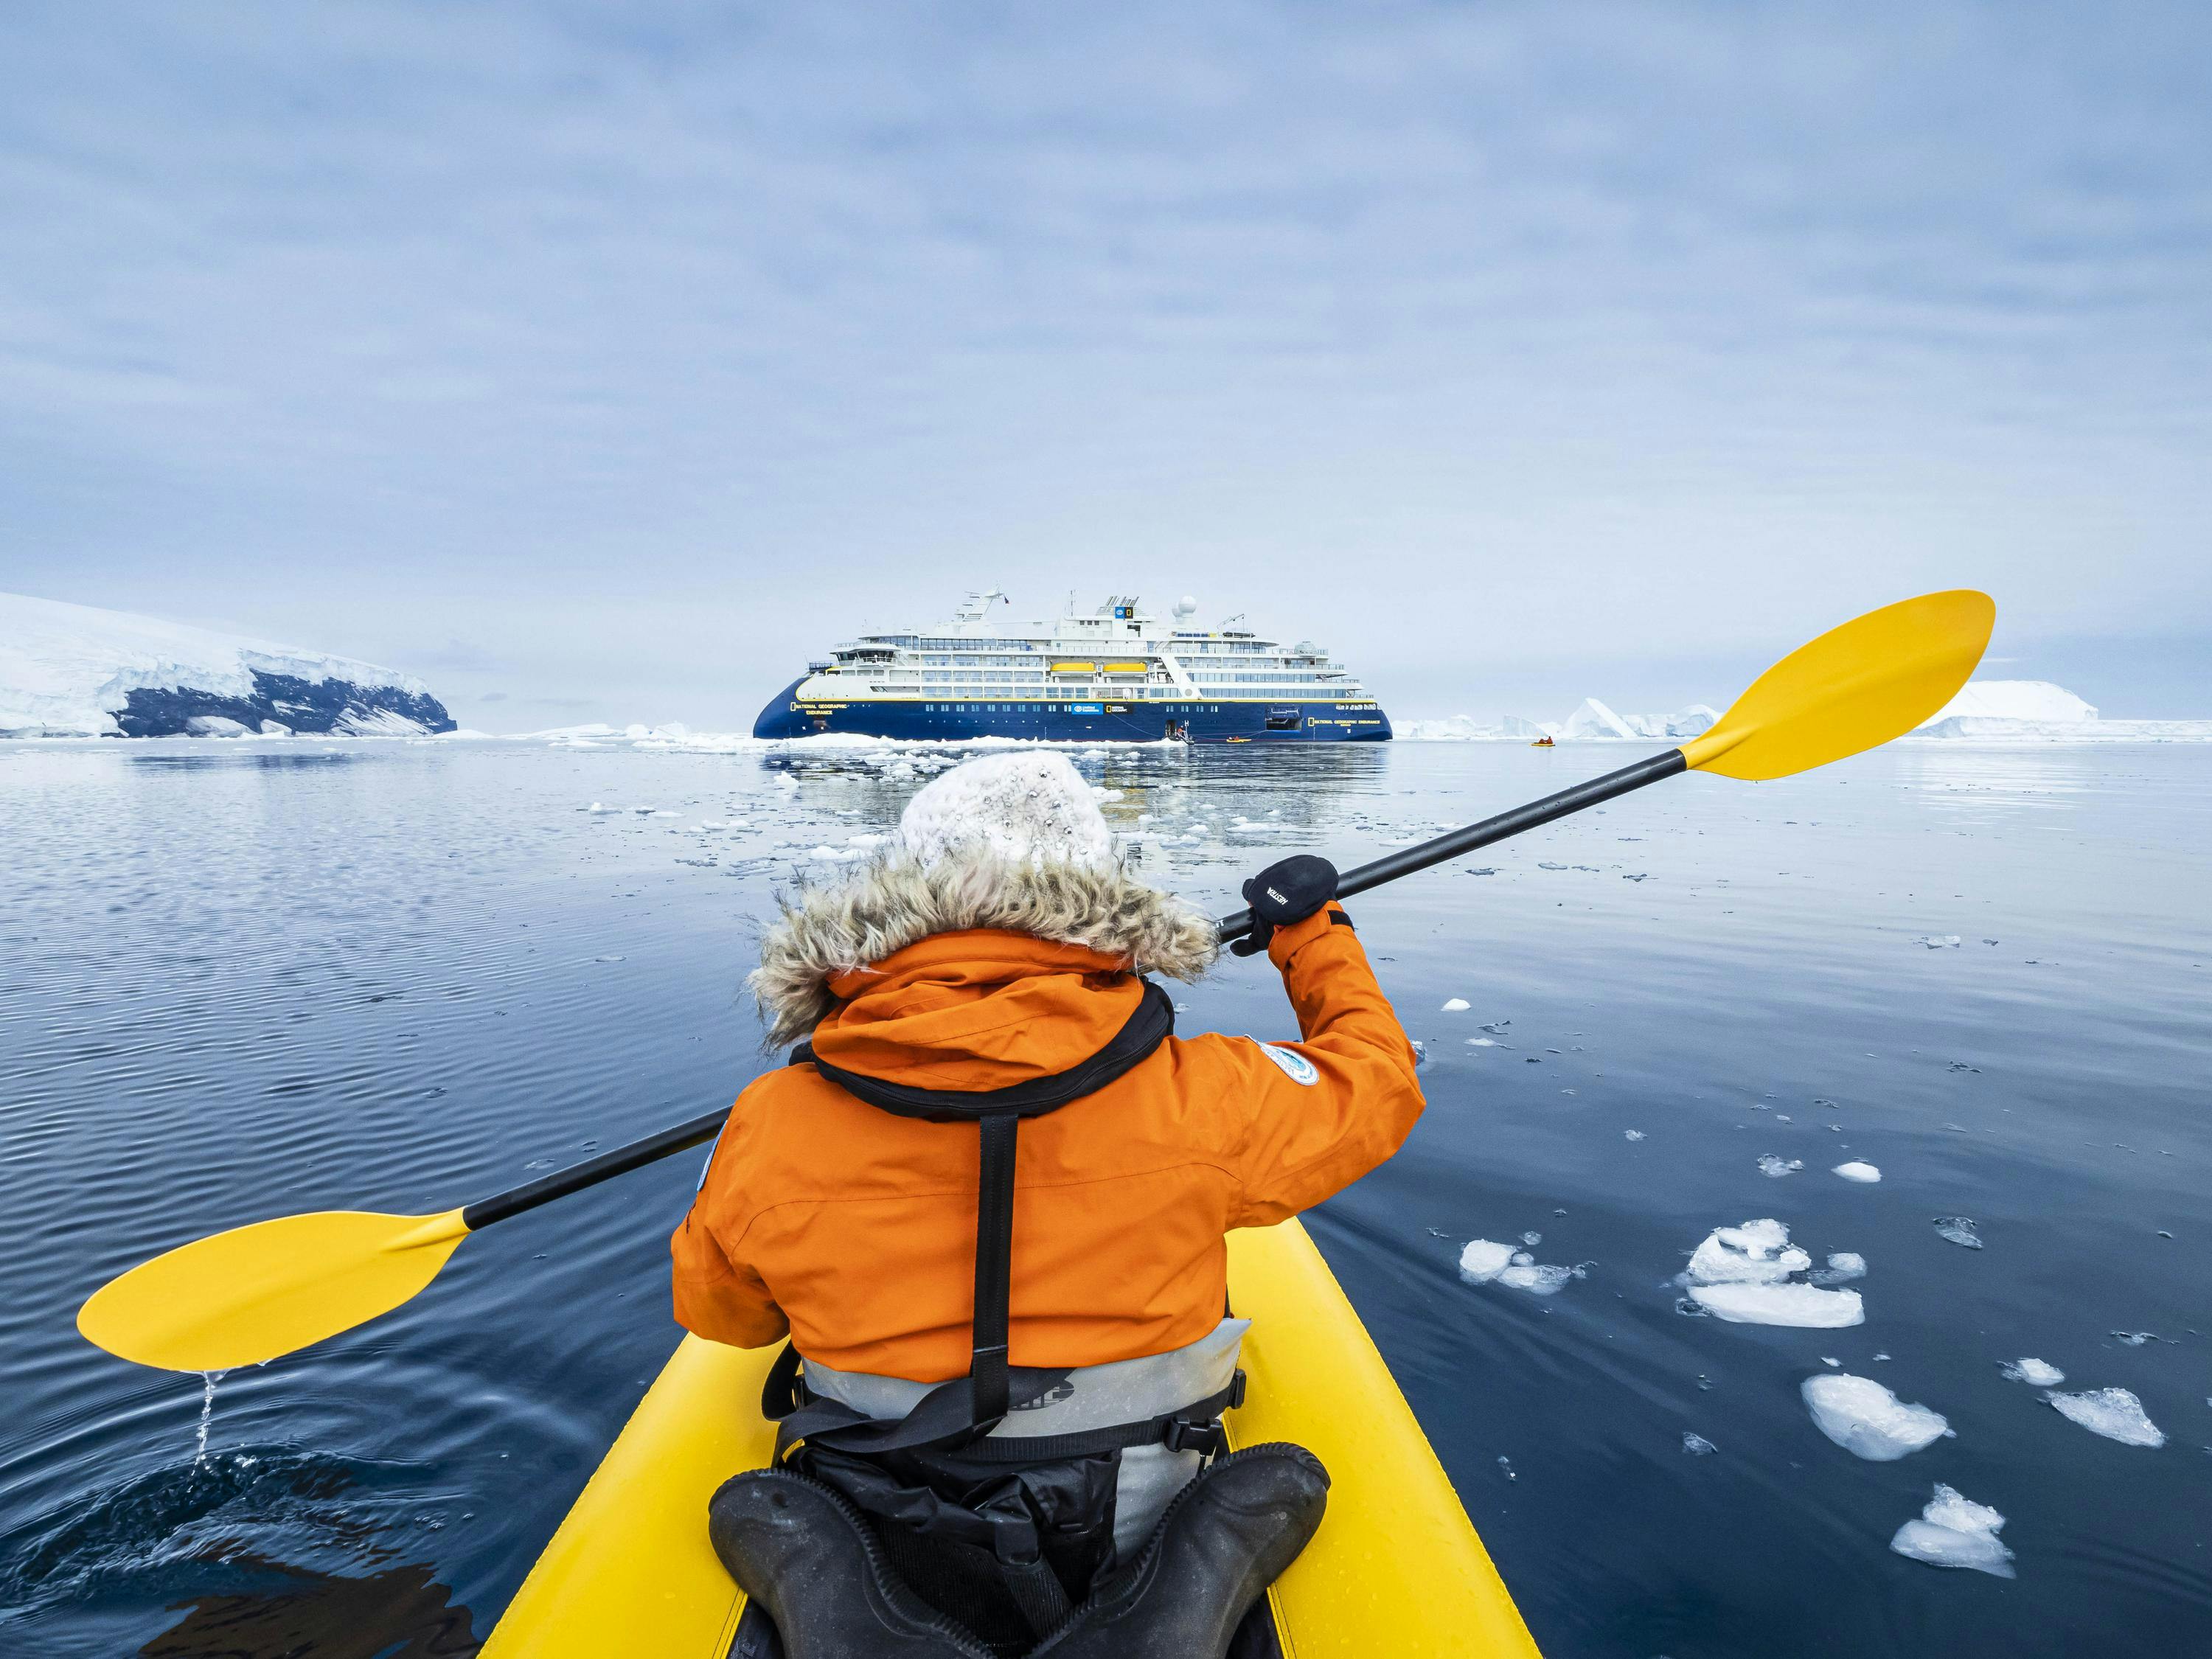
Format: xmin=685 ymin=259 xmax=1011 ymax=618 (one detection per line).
xmin=752 ymin=681 xmax=1391 ymax=744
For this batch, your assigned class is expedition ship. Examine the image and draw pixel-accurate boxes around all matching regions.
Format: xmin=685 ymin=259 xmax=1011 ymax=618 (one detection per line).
xmin=753 ymin=591 xmax=1391 ymax=744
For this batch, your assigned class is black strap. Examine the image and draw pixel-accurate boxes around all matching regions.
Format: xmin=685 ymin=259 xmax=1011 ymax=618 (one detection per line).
xmin=767 ymin=975 xmax=1194 ymax=1458
xmin=790 ymin=978 xmax=1176 ymax=1122
xmin=956 ymin=1372 xmax=1247 ymax=1463
xmin=970 ymin=1113 xmax=1018 ymax=1422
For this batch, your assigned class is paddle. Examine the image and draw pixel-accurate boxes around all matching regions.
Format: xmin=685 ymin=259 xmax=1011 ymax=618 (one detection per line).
xmin=78 ymin=588 xmax=1994 ymax=1374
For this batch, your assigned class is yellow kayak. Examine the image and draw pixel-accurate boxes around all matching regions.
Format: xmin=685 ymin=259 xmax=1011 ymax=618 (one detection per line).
xmin=483 ymin=1217 xmax=1541 ymax=1658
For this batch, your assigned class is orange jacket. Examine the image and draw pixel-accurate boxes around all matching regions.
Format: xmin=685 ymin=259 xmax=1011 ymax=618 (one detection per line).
xmin=669 ymin=902 xmax=1423 ymax=1381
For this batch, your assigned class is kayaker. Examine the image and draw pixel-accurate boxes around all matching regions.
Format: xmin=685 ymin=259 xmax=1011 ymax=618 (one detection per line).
xmin=671 ymin=751 xmax=1425 ymax=1658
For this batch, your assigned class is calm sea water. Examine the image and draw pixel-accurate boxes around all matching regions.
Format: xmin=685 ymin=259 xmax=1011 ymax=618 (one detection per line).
xmin=1 ymin=735 xmax=2207 ymax=1658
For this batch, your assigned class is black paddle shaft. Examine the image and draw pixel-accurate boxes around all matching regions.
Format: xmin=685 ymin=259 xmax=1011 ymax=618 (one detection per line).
xmin=461 ymin=745 xmax=1688 ymax=1228
xmin=1213 ymin=747 xmax=1687 ymax=945
xmin=462 ymin=1106 xmax=730 ymax=1230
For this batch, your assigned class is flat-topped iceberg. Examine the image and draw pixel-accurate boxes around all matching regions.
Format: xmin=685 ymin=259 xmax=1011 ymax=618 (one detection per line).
xmin=0 ymin=592 xmax=453 ymax=739
xmin=1913 ymin=678 xmax=2212 ymax=741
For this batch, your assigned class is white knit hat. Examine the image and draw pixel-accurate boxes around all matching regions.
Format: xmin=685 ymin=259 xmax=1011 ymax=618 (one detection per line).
xmin=897 ymin=751 xmax=1116 ymax=872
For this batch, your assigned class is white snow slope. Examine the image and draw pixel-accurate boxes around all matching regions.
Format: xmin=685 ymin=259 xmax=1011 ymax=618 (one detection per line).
xmin=1 ymin=592 xmax=429 ymax=737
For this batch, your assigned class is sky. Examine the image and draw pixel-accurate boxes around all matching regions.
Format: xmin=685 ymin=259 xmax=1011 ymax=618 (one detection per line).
xmin=3 ymin=0 xmax=2208 ymax=729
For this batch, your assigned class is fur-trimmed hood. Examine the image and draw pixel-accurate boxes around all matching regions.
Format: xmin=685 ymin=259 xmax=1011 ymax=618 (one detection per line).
xmin=750 ymin=850 xmax=1220 ymax=1047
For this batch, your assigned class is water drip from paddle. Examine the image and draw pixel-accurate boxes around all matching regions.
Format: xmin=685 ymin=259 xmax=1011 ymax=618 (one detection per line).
xmin=193 ymin=1369 xmax=229 ymax=1467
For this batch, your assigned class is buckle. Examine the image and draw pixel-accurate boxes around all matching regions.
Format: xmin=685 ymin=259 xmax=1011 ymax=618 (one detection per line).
xmin=1162 ymin=1417 xmax=1228 ymax=1458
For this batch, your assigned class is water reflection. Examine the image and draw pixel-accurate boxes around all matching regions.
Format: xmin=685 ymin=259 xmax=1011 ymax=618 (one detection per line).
xmin=142 ymin=1561 xmax=476 ymax=1658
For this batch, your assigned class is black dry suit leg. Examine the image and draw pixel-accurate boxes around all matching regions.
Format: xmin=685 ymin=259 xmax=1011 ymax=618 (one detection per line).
xmin=1027 ymin=1441 xmax=1330 ymax=1659
xmin=709 ymin=1468 xmax=996 ymax=1659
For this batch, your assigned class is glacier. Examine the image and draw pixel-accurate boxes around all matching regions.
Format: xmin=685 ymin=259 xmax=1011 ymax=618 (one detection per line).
xmin=0 ymin=592 xmax=454 ymax=739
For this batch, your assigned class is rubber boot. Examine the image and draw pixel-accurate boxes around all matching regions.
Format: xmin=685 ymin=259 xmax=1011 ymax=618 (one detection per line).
xmin=709 ymin=1469 xmax=995 ymax=1659
xmin=1028 ymin=1442 xmax=1329 ymax=1659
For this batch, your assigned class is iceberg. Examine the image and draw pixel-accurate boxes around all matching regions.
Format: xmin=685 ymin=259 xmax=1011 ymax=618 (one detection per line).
xmin=1559 ymin=698 xmax=1639 ymax=740
xmin=1913 ymin=678 xmax=2212 ymax=741
xmin=1921 ymin=679 xmax=2097 ymax=726
xmin=0 ymin=591 xmax=453 ymax=739
xmin=1665 ymin=704 xmax=1720 ymax=738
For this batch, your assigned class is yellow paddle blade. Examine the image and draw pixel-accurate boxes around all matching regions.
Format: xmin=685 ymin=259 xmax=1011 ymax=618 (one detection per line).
xmin=77 ymin=1207 xmax=470 ymax=1372
xmin=1680 ymin=590 xmax=1995 ymax=781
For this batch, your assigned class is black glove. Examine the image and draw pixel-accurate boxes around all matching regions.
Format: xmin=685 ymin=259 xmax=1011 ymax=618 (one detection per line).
xmin=1229 ymin=855 xmax=1340 ymax=957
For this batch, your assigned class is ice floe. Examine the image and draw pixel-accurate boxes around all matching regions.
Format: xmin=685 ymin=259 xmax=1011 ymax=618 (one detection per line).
xmin=1441 ymin=998 xmax=1470 ymax=1012
xmin=1757 ymin=1155 xmax=1804 ymax=1178
xmin=2000 ymin=1358 xmax=2065 ymax=1386
xmin=1802 ymin=1374 xmax=1951 ymax=1459
xmin=1889 ymin=1484 xmax=2016 ymax=1578
xmin=1686 ymin=1220 xmax=1809 ymax=1284
xmin=1933 ymin=1217 xmax=1983 ymax=1250
xmin=1458 ymin=1237 xmax=1583 ymax=1295
xmin=1682 ymin=1433 xmax=1718 ymax=1455
xmin=1498 ymin=1253 xmax=1583 ymax=1295
xmin=1692 ymin=1281 xmax=1865 ymax=1326
xmin=1624 ymin=1129 xmax=1646 ymax=1141
xmin=1680 ymin=1219 xmax=1864 ymax=1326
xmin=2046 ymin=1388 xmax=2164 ymax=1447
xmin=1812 ymin=1252 xmax=1867 ymax=1284
xmin=1457 ymin=1240 xmax=1514 ymax=1283
xmin=1832 ymin=1161 xmax=1881 ymax=1183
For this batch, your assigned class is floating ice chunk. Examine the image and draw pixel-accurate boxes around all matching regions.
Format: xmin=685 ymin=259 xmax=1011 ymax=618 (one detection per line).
xmin=1686 ymin=1220 xmax=1810 ymax=1285
xmin=1916 ymin=935 xmax=1963 ymax=949
xmin=1757 ymin=1155 xmax=1804 ymax=1178
xmin=1682 ymin=1433 xmax=1717 ymax=1455
xmin=1498 ymin=1260 xmax=1581 ymax=1295
xmin=1811 ymin=1251 xmax=1867 ymax=1285
xmin=1458 ymin=1239 xmax=1514 ymax=1284
xmin=1520 ymin=1231 xmax=1542 ymax=1247
xmin=1464 ymin=1037 xmax=1500 ymax=1047
xmin=585 ymin=802 xmax=622 ymax=814
xmin=1802 ymin=1374 xmax=1950 ymax=1459
xmin=1624 ymin=1129 xmax=1646 ymax=1141
xmin=1690 ymin=1281 xmax=1863 ymax=1326
xmin=1933 ymin=1217 xmax=1983 ymax=1250
xmin=1833 ymin=1161 xmax=1881 ymax=1183
xmin=1890 ymin=1484 xmax=2015 ymax=1578
xmin=2001 ymin=1358 xmax=2065 ymax=1386
xmin=1441 ymin=998 xmax=1470 ymax=1012
xmin=2046 ymin=1388 xmax=2165 ymax=1447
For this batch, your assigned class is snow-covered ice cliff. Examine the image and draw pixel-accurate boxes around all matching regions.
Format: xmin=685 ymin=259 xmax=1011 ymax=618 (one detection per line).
xmin=0 ymin=592 xmax=454 ymax=739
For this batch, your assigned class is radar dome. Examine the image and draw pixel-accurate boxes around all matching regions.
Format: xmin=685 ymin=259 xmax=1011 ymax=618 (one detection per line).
xmin=1172 ymin=595 xmax=1198 ymax=619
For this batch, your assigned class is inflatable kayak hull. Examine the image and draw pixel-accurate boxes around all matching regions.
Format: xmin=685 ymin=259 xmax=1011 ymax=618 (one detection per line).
xmin=482 ymin=1218 xmax=1540 ymax=1657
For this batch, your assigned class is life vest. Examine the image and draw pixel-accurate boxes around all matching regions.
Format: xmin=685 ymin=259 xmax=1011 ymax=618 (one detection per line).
xmin=757 ymin=977 xmax=1248 ymax=1649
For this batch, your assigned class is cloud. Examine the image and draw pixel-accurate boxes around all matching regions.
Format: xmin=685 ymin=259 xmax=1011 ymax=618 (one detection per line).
xmin=1 ymin=1 xmax=2208 ymax=723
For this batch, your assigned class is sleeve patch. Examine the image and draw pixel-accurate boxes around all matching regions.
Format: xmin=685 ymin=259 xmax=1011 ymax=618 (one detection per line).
xmin=1257 ymin=1043 xmax=1320 ymax=1085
